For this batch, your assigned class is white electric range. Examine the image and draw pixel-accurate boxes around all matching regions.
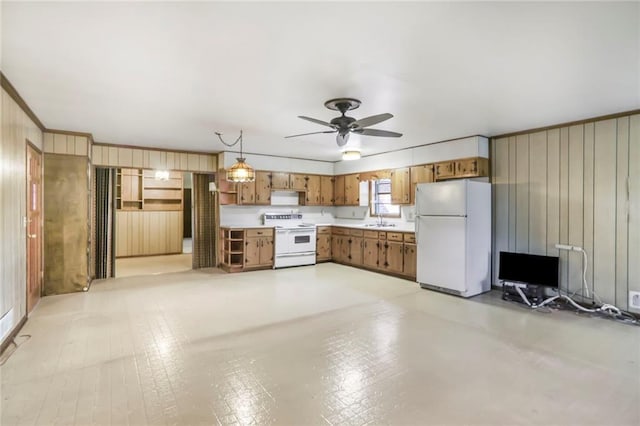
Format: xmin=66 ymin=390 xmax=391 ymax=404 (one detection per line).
xmin=263 ymin=213 xmax=317 ymax=269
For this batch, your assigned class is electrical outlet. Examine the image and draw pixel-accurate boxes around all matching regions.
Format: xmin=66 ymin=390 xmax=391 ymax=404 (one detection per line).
xmin=629 ymin=291 xmax=640 ymax=309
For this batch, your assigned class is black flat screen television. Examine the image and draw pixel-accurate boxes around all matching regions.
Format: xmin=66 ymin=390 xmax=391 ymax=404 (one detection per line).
xmin=498 ymin=251 xmax=559 ymax=288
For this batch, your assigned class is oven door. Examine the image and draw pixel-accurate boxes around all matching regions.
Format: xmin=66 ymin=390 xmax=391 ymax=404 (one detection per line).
xmin=286 ymin=229 xmax=316 ymax=254
xmin=275 ymin=229 xmax=290 ymax=255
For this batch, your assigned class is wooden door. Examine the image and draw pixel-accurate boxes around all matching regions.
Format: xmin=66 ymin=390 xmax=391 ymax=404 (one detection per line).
xmin=390 ymin=167 xmax=411 ymax=204
xmin=259 ymin=237 xmax=274 ymax=265
xmin=239 ymin=180 xmax=256 ymax=204
xmin=305 ymin=175 xmax=321 ymax=205
xmin=435 ymin=161 xmax=455 ymax=180
xmin=410 ymin=164 xmax=435 ymax=205
xmin=290 ymin=173 xmax=307 ymax=191
xmin=362 ymin=238 xmax=379 ymax=269
xmin=320 ymin=175 xmax=334 ymax=205
xmin=255 ymin=171 xmax=271 ymax=205
xmin=349 ymin=237 xmax=363 ymax=265
xmin=378 ymin=242 xmax=387 ymax=269
xmin=244 ymin=237 xmax=260 ymax=267
xmin=334 ymin=175 xmax=345 ymax=205
xmin=344 ymin=174 xmax=360 ymax=205
xmin=331 ymin=234 xmax=341 ymax=261
xmin=271 ymin=172 xmax=290 ymax=189
xmin=385 ymin=241 xmax=404 ymax=273
xmin=403 ymin=243 xmax=417 ymax=278
xmin=26 ymin=144 xmax=43 ymax=314
xmin=316 ymin=228 xmax=331 ymax=261
xmin=455 ymin=157 xmax=489 ymax=178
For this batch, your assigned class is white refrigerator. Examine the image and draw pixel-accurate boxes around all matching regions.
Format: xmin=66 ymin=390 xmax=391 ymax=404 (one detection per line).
xmin=415 ymin=180 xmax=491 ymax=297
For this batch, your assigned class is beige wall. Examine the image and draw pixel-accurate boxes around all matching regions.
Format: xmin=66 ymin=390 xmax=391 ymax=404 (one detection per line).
xmin=0 ymin=87 xmax=43 ymax=342
xmin=491 ymin=114 xmax=640 ymax=312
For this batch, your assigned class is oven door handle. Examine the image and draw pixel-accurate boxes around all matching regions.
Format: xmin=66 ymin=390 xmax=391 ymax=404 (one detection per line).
xmin=276 ymin=252 xmax=316 ymax=257
xmin=287 ymin=229 xmax=316 ymax=233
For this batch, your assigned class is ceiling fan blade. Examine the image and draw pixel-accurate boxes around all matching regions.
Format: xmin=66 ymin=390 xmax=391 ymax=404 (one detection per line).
xmin=350 ymin=113 xmax=393 ymax=129
xmin=336 ymin=132 xmax=350 ymax=147
xmin=355 ymin=128 xmax=403 ymax=138
xmin=285 ymin=130 xmax=336 ymax=138
xmin=298 ymin=116 xmax=335 ymax=128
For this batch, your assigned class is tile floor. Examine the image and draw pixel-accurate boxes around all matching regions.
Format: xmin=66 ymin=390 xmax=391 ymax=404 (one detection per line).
xmin=1 ymin=263 xmax=639 ymax=425
xmin=115 ymin=253 xmax=192 ymax=278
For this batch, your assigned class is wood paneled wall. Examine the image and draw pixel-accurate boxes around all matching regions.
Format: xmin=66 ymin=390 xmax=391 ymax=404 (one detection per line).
xmin=491 ymin=114 xmax=640 ymax=312
xmin=115 ymin=211 xmax=183 ymax=257
xmin=43 ymin=132 xmax=90 ymax=157
xmin=0 ymin=87 xmax=43 ymax=343
xmin=93 ymin=144 xmax=216 ymax=172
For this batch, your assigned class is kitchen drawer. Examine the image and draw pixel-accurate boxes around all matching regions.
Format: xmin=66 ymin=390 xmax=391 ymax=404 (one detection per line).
xmin=387 ymin=232 xmax=403 ymax=242
xmin=363 ymin=230 xmax=379 ymax=239
xmin=350 ymin=229 xmax=364 ymax=237
xmin=317 ymin=226 xmax=331 ymax=234
xmin=246 ymin=228 xmax=274 ymax=237
xmin=378 ymin=232 xmax=387 ymax=240
xmin=404 ymin=233 xmax=416 ymax=244
xmin=332 ymin=227 xmax=349 ymax=236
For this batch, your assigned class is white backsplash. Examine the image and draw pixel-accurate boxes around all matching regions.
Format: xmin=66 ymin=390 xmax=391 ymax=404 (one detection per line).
xmin=220 ymin=205 xmax=336 ymax=226
xmin=221 ymin=204 xmax=415 ymax=231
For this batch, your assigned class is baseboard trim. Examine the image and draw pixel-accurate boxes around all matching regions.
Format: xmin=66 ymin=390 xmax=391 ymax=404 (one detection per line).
xmin=0 ymin=315 xmax=27 ymax=356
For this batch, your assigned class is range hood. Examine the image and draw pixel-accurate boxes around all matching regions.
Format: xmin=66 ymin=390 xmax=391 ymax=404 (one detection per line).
xmin=271 ymin=190 xmax=300 ymax=206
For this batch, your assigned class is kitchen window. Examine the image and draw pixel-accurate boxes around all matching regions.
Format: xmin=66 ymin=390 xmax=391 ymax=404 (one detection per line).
xmin=370 ymin=178 xmax=400 ymax=217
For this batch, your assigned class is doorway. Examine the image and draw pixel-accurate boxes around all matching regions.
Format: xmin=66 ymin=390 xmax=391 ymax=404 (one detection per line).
xmin=26 ymin=143 xmax=42 ymax=313
xmin=113 ymin=170 xmax=194 ymax=278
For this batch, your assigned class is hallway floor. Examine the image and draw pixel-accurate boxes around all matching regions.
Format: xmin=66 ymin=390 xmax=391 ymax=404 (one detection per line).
xmin=2 ymin=264 xmax=638 ymax=425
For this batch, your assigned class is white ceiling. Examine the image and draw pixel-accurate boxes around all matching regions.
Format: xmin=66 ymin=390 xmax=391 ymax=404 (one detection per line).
xmin=2 ymin=2 xmax=639 ymax=162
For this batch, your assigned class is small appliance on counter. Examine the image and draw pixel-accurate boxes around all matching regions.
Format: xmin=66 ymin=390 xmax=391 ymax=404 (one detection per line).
xmin=263 ymin=212 xmax=317 ymax=269
xmin=415 ymin=180 xmax=491 ymax=297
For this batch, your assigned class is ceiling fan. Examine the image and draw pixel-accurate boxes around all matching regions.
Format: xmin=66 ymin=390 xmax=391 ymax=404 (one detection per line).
xmin=285 ymin=98 xmax=402 ymax=147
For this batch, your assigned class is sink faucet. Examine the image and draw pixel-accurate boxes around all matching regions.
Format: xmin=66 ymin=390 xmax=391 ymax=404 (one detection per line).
xmin=377 ymin=214 xmax=383 ymax=227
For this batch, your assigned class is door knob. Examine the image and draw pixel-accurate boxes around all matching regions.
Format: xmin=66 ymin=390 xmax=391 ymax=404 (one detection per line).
xmin=28 ymin=234 xmax=37 ymax=239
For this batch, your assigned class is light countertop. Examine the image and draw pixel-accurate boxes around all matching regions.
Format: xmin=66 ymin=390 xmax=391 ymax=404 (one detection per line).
xmin=221 ymin=223 xmax=415 ymax=232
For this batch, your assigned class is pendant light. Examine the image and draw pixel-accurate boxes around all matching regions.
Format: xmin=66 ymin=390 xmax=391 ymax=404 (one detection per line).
xmin=215 ymin=130 xmax=255 ymax=183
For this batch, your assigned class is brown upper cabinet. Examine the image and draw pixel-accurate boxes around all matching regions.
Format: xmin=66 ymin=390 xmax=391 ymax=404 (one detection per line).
xmin=305 ymin=175 xmax=321 ymax=205
xmin=290 ymin=173 xmax=307 ymax=191
xmin=271 ymin=172 xmax=290 ymax=190
xmin=390 ymin=167 xmax=411 ymax=205
xmin=334 ymin=175 xmax=345 ymax=205
xmin=239 ymin=180 xmax=256 ymax=204
xmin=435 ymin=157 xmax=489 ymax=181
xmin=434 ymin=161 xmax=456 ymax=180
xmin=344 ymin=174 xmax=360 ymax=206
xmin=239 ymin=170 xmax=271 ymax=205
xmin=410 ymin=164 xmax=435 ymax=205
xmin=455 ymin=157 xmax=489 ymax=178
xmin=320 ymin=176 xmax=334 ymax=205
xmin=254 ymin=171 xmax=272 ymax=204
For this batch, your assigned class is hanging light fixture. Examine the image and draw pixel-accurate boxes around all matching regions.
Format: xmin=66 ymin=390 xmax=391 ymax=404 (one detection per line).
xmin=342 ymin=150 xmax=361 ymax=161
xmin=215 ymin=130 xmax=255 ymax=183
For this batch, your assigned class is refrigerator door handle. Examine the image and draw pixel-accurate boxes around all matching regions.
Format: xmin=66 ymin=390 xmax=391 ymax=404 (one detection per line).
xmin=415 ymin=217 xmax=420 ymax=241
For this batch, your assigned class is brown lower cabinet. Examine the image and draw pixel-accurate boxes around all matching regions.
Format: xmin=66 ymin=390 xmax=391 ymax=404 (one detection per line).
xmin=220 ymin=227 xmax=274 ymax=272
xmin=316 ymin=226 xmax=332 ymax=262
xmin=332 ymin=227 xmax=416 ymax=280
xmin=220 ymin=226 xmax=415 ymax=280
xmin=403 ymin=243 xmax=417 ymax=278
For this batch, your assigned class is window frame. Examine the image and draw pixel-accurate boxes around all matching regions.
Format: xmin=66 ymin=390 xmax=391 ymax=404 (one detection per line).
xmin=369 ymin=178 xmax=401 ymax=218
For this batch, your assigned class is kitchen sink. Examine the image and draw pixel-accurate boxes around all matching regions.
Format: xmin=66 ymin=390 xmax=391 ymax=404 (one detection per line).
xmin=361 ymin=223 xmax=397 ymax=228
